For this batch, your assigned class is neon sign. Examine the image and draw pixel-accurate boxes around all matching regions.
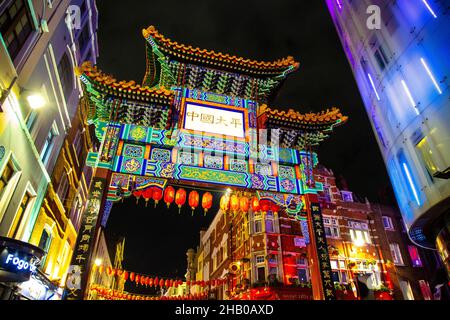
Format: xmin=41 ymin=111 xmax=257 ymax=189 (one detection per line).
xmin=4 ymin=254 xmax=38 ymax=272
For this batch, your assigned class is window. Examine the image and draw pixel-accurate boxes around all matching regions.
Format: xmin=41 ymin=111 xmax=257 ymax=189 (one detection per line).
xmin=297 ymin=268 xmax=308 ymax=282
xmin=256 ymin=255 xmax=264 ymax=264
xmin=57 ymin=52 xmax=74 ymax=100
xmin=349 ymin=220 xmax=371 ymax=245
xmin=26 ymin=110 xmax=38 ymax=131
xmin=38 ymin=228 xmax=52 ymax=269
xmin=416 ymin=136 xmax=440 ymax=178
xmin=382 ymin=216 xmax=394 ymax=230
xmin=56 ymin=173 xmax=69 ymax=204
xmin=77 ymin=23 xmax=90 ymax=54
xmin=0 ymin=160 xmax=15 ymax=194
xmin=323 ymin=186 xmax=331 ymax=202
xmin=257 ymin=266 xmax=265 ymax=282
xmin=341 ymin=191 xmax=353 ymax=202
xmin=324 ymin=216 xmax=340 ymax=238
xmin=8 ymin=191 xmax=31 ymax=238
xmin=0 ymin=0 xmax=33 ymax=61
xmin=254 ymin=215 xmax=262 ymax=233
xmin=296 ymin=257 xmax=306 ymax=265
xmin=390 ymin=243 xmax=404 ymax=265
xmin=73 ymin=129 xmax=83 ymax=158
xmin=41 ymin=122 xmax=59 ymax=166
xmin=399 ymin=280 xmax=414 ymax=300
xmin=408 ymin=245 xmax=423 ymax=267
xmin=419 ymin=280 xmax=432 ymax=300
xmin=265 ymin=219 xmax=274 ymax=233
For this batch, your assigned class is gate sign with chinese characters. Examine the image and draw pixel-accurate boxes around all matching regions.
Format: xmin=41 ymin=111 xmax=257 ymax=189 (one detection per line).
xmin=310 ymin=203 xmax=336 ymax=300
xmin=182 ymin=99 xmax=248 ymax=139
xmin=64 ymin=177 xmax=106 ymax=300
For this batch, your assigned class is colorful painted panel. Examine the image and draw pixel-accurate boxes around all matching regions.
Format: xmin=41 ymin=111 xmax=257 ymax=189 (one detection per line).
xmin=120 ymin=157 xmax=144 ymax=175
xmin=204 ymin=155 xmax=224 ymax=169
xmin=229 ymin=159 xmax=248 ymax=173
xmin=151 ymin=148 xmax=171 ymax=162
xmin=178 ymin=132 xmax=248 ymax=156
xmin=123 ymin=143 xmax=145 ymax=158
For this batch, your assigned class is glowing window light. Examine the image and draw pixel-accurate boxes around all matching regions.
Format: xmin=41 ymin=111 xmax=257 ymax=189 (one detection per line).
xmin=420 ymin=58 xmax=442 ymax=94
xmin=422 ymin=0 xmax=437 ymax=18
xmin=402 ymin=162 xmax=421 ymax=206
xmin=368 ymin=73 xmax=381 ymax=101
xmin=401 ymin=80 xmax=419 ymax=115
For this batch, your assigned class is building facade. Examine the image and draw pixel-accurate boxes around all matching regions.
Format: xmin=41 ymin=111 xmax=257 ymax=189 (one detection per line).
xmin=192 ymin=165 xmax=441 ymax=300
xmin=0 ymin=0 xmax=98 ymax=299
xmin=325 ymin=0 xmax=450 ymax=275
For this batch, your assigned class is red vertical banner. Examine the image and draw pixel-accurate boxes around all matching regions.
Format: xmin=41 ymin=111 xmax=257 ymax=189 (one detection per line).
xmin=63 ymin=177 xmax=107 ymax=300
xmin=305 ymin=193 xmax=336 ymax=300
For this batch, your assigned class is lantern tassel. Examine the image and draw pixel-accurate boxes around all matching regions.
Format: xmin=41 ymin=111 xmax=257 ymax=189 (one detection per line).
xmin=192 ymin=209 xmax=194 ymax=216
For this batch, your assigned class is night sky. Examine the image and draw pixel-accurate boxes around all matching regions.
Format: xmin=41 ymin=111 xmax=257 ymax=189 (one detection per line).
xmin=95 ymin=0 xmax=394 ymax=286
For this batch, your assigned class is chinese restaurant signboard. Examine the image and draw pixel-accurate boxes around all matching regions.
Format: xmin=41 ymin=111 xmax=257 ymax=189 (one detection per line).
xmin=182 ymin=100 xmax=248 ymax=139
xmin=64 ymin=177 xmax=106 ymax=300
xmin=310 ymin=203 xmax=336 ymax=300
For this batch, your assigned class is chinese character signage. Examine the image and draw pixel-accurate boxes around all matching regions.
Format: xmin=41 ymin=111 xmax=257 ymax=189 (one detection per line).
xmin=183 ymin=100 xmax=247 ymax=138
xmin=64 ymin=177 xmax=106 ymax=300
xmin=310 ymin=202 xmax=336 ymax=300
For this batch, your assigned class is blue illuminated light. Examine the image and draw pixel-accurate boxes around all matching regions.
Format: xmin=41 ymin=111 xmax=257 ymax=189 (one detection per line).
xmin=422 ymin=0 xmax=437 ymax=18
xmin=368 ymin=73 xmax=381 ymax=101
xmin=420 ymin=58 xmax=442 ymax=94
xmin=401 ymin=80 xmax=419 ymax=115
xmin=402 ymin=162 xmax=421 ymax=206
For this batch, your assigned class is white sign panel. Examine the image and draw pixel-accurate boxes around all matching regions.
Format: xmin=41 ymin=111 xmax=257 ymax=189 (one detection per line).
xmin=183 ymin=103 xmax=245 ymax=138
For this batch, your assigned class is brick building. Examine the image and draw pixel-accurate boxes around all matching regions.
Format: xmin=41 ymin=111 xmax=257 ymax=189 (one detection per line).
xmin=191 ymin=165 xmax=442 ymax=300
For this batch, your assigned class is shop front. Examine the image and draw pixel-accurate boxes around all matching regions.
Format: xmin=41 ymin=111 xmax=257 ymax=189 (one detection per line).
xmin=0 ymin=236 xmax=45 ymax=300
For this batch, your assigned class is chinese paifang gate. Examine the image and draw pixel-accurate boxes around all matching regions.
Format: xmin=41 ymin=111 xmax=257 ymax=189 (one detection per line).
xmin=63 ymin=25 xmax=348 ymax=300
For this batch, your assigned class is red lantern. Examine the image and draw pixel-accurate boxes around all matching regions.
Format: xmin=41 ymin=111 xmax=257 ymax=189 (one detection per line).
xmin=188 ymin=191 xmax=199 ymax=215
xmin=133 ymin=189 xmax=143 ymax=203
xmin=260 ymin=199 xmax=270 ymax=212
xmin=159 ymin=279 xmax=164 ymax=287
xmin=251 ymin=196 xmax=260 ymax=212
xmin=239 ymin=196 xmax=250 ymax=213
xmin=98 ymin=265 xmax=104 ymax=274
xmin=141 ymin=276 xmax=146 ymax=286
xmin=175 ymin=188 xmax=187 ymax=213
xmin=220 ymin=194 xmax=230 ymax=212
xmin=154 ymin=277 xmax=159 ymax=287
xmin=165 ymin=279 xmax=170 ymax=287
xmin=142 ymin=188 xmax=153 ymax=207
xmin=123 ymin=271 xmax=129 ymax=281
xmin=135 ymin=274 xmax=140 ymax=285
xmin=130 ymin=272 xmax=135 ymax=282
xmin=164 ymin=186 xmax=175 ymax=208
xmin=169 ymin=279 xmax=174 ymax=287
xmin=186 ymin=280 xmax=190 ymax=286
xmin=230 ymin=194 xmax=239 ymax=213
xmin=149 ymin=278 xmax=154 ymax=287
xmin=270 ymin=202 xmax=279 ymax=214
xmin=202 ymin=192 xmax=213 ymax=216
xmin=106 ymin=267 xmax=112 ymax=276
xmin=152 ymin=187 xmax=163 ymax=207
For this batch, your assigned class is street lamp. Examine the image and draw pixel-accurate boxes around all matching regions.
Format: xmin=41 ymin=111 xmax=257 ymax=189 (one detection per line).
xmin=26 ymin=93 xmax=46 ymax=109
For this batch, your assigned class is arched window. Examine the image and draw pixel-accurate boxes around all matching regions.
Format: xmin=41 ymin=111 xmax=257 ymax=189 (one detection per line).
xmin=57 ymin=52 xmax=74 ymax=100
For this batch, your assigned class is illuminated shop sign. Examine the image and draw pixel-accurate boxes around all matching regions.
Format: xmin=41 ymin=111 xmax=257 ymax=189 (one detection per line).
xmin=0 ymin=237 xmax=44 ymax=283
xmin=183 ymin=100 xmax=247 ymax=139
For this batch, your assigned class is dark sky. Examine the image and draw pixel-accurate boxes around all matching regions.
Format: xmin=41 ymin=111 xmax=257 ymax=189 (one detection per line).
xmin=95 ymin=0 xmax=394 ymax=284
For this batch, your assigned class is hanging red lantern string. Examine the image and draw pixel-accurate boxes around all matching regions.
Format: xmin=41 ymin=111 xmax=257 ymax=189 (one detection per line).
xmin=133 ymin=189 xmax=143 ymax=204
xmin=251 ymin=196 xmax=260 ymax=213
xmin=159 ymin=279 xmax=164 ymax=287
xmin=260 ymin=199 xmax=270 ymax=213
xmin=135 ymin=274 xmax=140 ymax=286
xmin=239 ymin=196 xmax=249 ymax=214
xmin=123 ymin=271 xmax=129 ymax=282
xmin=140 ymin=275 xmax=146 ymax=286
xmin=201 ymin=192 xmax=213 ymax=216
xmin=148 ymin=278 xmax=154 ymax=287
xmin=230 ymin=194 xmax=239 ymax=214
xmin=152 ymin=187 xmax=163 ymax=208
xmin=164 ymin=186 xmax=175 ymax=208
xmin=154 ymin=277 xmax=159 ymax=288
xmin=175 ymin=188 xmax=186 ymax=214
xmin=130 ymin=272 xmax=135 ymax=282
xmin=220 ymin=194 xmax=230 ymax=213
xmin=142 ymin=188 xmax=153 ymax=207
xmin=165 ymin=279 xmax=170 ymax=288
xmin=106 ymin=266 xmax=112 ymax=276
xmin=188 ymin=190 xmax=199 ymax=216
